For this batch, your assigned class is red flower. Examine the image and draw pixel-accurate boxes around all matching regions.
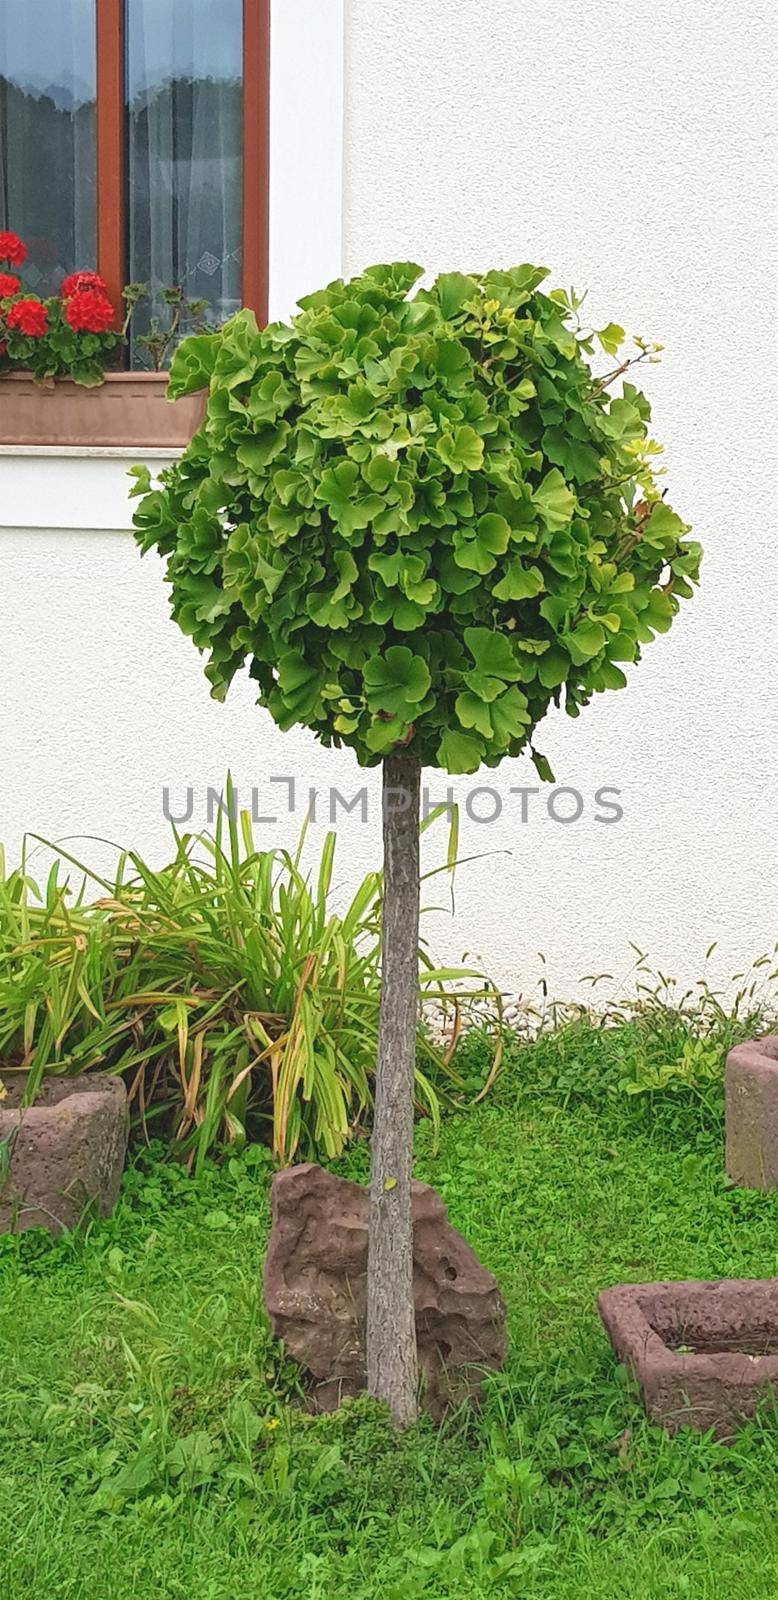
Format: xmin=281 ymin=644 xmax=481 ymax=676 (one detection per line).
xmin=64 ymin=287 xmax=115 ymax=333
xmin=61 ymin=269 xmax=109 ymax=299
xmin=6 ymin=298 xmax=49 ymax=338
xmin=0 ymin=231 xmax=26 ymax=268
xmin=0 ymin=272 xmax=21 ymax=298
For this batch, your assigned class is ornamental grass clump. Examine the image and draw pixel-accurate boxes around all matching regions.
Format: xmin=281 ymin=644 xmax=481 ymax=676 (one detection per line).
xmin=0 ymin=815 xmax=488 ymax=1169
xmin=132 ymin=261 xmax=701 ymax=1425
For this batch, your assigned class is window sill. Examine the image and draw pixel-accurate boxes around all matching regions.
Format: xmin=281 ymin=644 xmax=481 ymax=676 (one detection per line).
xmin=0 ymin=372 xmax=206 ymax=449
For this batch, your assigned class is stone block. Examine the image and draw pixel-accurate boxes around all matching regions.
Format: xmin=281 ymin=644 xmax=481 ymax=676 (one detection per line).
xmin=0 ymin=1073 xmax=129 ymax=1234
xmin=726 ymin=1036 xmax=778 ymax=1190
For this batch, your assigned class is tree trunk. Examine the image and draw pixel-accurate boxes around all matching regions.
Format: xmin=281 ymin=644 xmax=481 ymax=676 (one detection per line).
xmin=367 ymin=751 xmax=421 ymax=1427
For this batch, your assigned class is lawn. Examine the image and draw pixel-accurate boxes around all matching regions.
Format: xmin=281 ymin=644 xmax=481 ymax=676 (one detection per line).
xmin=2 ymin=1022 xmax=778 ymax=1600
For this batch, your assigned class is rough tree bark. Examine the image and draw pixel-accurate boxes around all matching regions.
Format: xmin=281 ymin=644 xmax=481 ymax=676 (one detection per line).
xmin=366 ymin=751 xmax=421 ymax=1427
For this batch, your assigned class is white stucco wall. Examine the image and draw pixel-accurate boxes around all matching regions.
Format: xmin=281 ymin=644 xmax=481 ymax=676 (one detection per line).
xmin=1 ymin=0 xmax=777 ymax=1006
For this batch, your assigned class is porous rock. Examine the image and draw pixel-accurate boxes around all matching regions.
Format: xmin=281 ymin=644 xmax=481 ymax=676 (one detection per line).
xmin=0 ymin=1073 xmax=129 ymax=1234
xmin=263 ymin=1162 xmax=506 ymax=1418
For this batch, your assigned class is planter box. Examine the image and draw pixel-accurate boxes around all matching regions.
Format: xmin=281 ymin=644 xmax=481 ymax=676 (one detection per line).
xmin=0 ymin=371 xmax=206 ymax=448
xmin=0 ymin=1073 xmax=129 ymax=1234
xmin=598 ymin=1278 xmax=778 ymax=1437
xmin=726 ymin=1036 xmax=778 ymax=1189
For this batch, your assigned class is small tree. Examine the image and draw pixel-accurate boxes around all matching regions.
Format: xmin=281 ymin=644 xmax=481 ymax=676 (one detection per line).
xmin=132 ymin=262 xmax=700 ymax=1426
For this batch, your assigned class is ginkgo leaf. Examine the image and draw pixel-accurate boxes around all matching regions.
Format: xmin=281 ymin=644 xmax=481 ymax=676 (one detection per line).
xmin=492 ymin=560 xmax=545 ymax=602
xmin=532 ymin=468 xmax=576 ymax=531
xmin=363 ymin=647 xmax=431 ymax=716
xmin=437 ymin=728 xmax=483 ymax=774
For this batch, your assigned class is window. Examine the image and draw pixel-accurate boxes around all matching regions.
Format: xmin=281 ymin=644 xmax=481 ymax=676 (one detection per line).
xmin=126 ymin=0 xmax=244 ymax=356
xmin=0 ymin=0 xmax=269 ymax=356
xmin=0 ymin=0 xmax=97 ymax=297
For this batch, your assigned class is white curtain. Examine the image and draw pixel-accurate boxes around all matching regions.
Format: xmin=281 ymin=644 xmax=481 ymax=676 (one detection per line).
xmin=126 ymin=0 xmax=243 ymax=360
xmin=0 ymin=0 xmax=96 ymax=293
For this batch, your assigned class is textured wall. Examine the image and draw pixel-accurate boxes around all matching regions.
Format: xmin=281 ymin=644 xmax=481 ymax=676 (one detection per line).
xmin=339 ymin=0 xmax=778 ymax=996
xmin=1 ymin=0 xmax=776 ymax=1007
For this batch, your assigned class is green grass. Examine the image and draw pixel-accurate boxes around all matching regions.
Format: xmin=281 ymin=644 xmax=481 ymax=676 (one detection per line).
xmin=2 ymin=1019 xmax=778 ymax=1599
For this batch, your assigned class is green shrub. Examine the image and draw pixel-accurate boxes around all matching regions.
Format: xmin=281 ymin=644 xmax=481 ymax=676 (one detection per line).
xmin=131 ymin=262 xmax=701 ymax=776
xmin=0 ymin=811 xmax=496 ymax=1167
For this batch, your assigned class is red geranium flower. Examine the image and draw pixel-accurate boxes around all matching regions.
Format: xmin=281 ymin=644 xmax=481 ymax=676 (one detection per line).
xmin=64 ymin=287 xmax=115 ymax=333
xmin=61 ymin=269 xmax=109 ymax=299
xmin=0 ymin=232 xmax=26 ymax=268
xmin=6 ymin=297 xmax=49 ymax=337
xmin=0 ymin=272 xmax=21 ymax=298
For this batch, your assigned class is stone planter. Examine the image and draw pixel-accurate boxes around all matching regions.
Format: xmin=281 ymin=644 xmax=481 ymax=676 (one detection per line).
xmin=0 ymin=371 xmax=206 ymax=448
xmin=0 ymin=1073 xmax=129 ymax=1234
xmin=726 ymin=1036 xmax=778 ymax=1189
xmin=598 ymin=1278 xmax=778 ymax=1437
